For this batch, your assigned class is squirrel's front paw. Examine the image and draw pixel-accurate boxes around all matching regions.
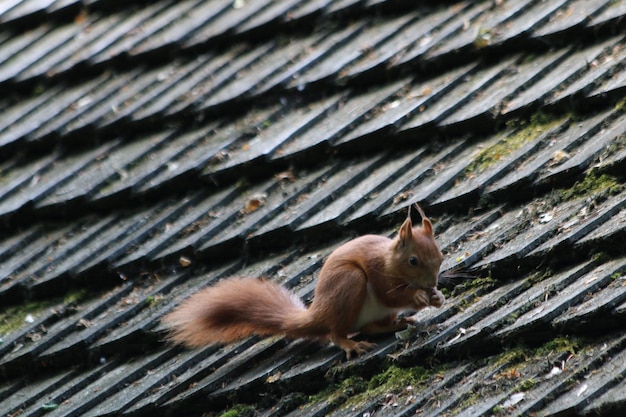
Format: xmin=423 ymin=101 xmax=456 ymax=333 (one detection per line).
xmin=413 ymin=288 xmax=430 ymax=307
xmin=429 ymin=288 xmax=445 ymax=308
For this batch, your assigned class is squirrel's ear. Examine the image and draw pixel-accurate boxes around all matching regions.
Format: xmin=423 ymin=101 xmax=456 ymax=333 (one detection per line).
xmin=422 ymin=217 xmax=433 ymax=235
xmin=414 ymin=203 xmax=433 ymax=236
xmin=398 ymin=215 xmax=413 ymax=248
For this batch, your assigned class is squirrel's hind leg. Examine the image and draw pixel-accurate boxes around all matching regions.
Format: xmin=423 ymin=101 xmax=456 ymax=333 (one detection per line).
xmin=311 ymin=264 xmax=374 ymax=359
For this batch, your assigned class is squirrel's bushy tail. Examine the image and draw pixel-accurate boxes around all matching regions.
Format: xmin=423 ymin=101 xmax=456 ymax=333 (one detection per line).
xmin=162 ymin=277 xmax=321 ymax=348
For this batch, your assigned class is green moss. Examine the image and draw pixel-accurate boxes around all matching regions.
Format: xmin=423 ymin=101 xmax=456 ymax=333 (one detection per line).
xmin=0 ymin=290 xmax=91 ymax=337
xmin=517 ymin=378 xmax=537 ymax=391
xmin=32 ymin=84 xmax=45 ymax=96
xmin=451 ymin=276 xmax=498 ymax=297
xmin=500 ymin=312 xmax=519 ymax=327
xmin=559 ymin=172 xmax=624 ymax=202
xmin=330 ymin=365 xmax=437 ymax=413
xmin=307 ymin=375 xmax=366 ymax=409
xmin=474 ymin=27 xmax=495 ymax=48
xmin=219 ymin=404 xmax=255 ymax=417
xmin=494 ymin=347 xmax=528 ymax=367
xmin=528 ymin=269 xmax=553 ymax=285
xmin=63 ymin=289 xmax=90 ymax=305
xmin=236 ymin=178 xmax=250 ymax=189
xmin=534 ymin=337 xmax=581 ymax=356
xmin=0 ymin=300 xmax=57 ymax=336
xmin=615 ymin=96 xmax=626 ymax=112
xmin=367 ymin=365 xmax=430 ymax=391
xmin=316 ymin=365 xmax=437 ymax=410
xmin=592 ymin=252 xmax=611 ymax=264
xmin=333 ymin=375 xmax=367 ymax=398
xmin=529 ymin=112 xmax=557 ymax=126
xmin=145 ymin=294 xmax=164 ymax=307
xmin=440 ymin=287 xmax=451 ymax=299
xmin=464 ymin=113 xmax=565 ymax=177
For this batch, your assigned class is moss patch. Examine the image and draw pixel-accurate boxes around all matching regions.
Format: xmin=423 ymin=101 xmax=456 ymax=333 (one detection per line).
xmin=307 ymin=374 xmax=367 ymax=410
xmin=527 ymin=269 xmax=553 ymax=285
xmin=312 ymin=364 xmax=440 ymax=414
xmin=63 ymin=289 xmax=90 ymax=305
xmin=463 ymin=113 xmax=566 ymax=178
xmin=493 ymin=346 xmax=529 ymax=367
xmin=145 ymin=294 xmax=165 ymax=307
xmin=516 ymin=377 xmax=537 ymax=391
xmin=559 ymin=172 xmax=624 ymax=202
xmin=337 ymin=365 xmax=437 ymax=412
xmin=0 ymin=290 xmax=91 ymax=337
xmin=218 ymin=404 xmax=256 ymax=417
xmin=0 ymin=300 xmax=57 ymax=336
xmin=367 ymin=365 xmax=431 ymax=392
xmin=534 ymin=337 xmax=581 ymax=357
xmin=451 ymin=276 xmax=498 ymax=297
xmin=615 ymin=96 xmax=626 ymax=113
xmin=498 ymin=337 xmax=581 ymax=368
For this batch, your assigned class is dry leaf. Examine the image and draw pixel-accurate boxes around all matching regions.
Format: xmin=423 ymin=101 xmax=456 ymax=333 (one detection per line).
xmin=243 ymin=194 xmax=267 ymax=214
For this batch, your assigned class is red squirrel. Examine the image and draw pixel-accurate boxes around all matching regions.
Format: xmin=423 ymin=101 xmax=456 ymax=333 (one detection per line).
xmin=162 ymin=205 xmax=445 ymax=359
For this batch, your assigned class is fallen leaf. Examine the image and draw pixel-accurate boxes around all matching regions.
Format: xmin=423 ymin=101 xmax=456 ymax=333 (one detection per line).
xmin=243 ymin=193 xmax=267 ymax=214
xmin=266 ymin=371 xmax=281 ymax=383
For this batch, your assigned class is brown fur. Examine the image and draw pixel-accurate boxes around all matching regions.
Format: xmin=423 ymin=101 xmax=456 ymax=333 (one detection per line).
xmin=162 ymin=277 xmax=321 ymax=347
xmin=162 ymin=205 xmax=444 ymax=358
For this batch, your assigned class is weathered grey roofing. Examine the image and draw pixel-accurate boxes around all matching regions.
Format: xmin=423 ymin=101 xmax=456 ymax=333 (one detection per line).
xmin=0 ymin=0 xmax=625 ymax=416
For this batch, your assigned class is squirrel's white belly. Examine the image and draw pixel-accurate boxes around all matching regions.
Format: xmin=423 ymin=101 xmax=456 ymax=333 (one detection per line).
xmin=352 ymin=284 xmax=405 ymax=331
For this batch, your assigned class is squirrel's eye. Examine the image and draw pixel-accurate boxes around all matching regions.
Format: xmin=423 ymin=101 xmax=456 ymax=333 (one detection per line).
xmin=408 ymin=256 xmax=418 ymax=266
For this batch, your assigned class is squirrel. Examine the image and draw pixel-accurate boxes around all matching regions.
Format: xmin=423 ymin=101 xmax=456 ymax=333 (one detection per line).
xmin=162 ymin=204 xmax=445 ymax=359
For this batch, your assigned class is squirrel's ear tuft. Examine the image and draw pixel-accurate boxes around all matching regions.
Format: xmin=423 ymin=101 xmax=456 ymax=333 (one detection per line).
xmin=414 ymin=204 xmax=433 ymax=235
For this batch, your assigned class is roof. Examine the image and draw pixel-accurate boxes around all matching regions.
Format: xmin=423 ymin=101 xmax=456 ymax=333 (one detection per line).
xmin=0 ymin=0 xmax=625 ymax=416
